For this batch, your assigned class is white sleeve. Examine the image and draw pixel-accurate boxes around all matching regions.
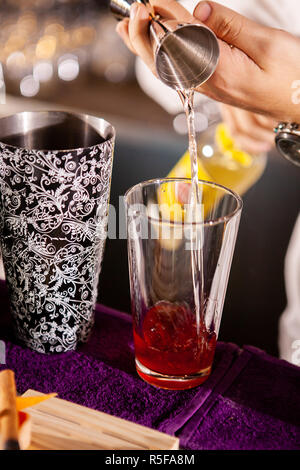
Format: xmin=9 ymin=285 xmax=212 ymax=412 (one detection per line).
xmin=181 ymin=0 xmax=300 ymax=36
xmin=279 ymin=213 xmax=300 ymax=365
xmin=136 ymin=0 xmax=300 ymax=114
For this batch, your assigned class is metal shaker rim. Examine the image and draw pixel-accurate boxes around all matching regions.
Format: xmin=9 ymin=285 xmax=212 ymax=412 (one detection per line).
xmin=0 ymin=110 xmax=116 ymax=153
xmin=155 ymin=23 xmax=220 ymax=90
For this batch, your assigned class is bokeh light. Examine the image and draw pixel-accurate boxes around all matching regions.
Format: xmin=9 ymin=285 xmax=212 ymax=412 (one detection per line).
xmin=58 ymin=54 xmax=80 ymax=81
xmin=20 ymin=75 xmax=40 ymax=97
xmin=36 ymin=35 xmax=57 ymax=60
xmin=33 ymin=61 xmax=54 ymax=82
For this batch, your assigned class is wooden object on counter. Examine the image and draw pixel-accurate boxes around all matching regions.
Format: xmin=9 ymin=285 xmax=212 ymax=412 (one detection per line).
xmin=16 ymin=394 xmax=57 ymax=411
xmin=22 ymin=389 xmax=180 ymax=450
xmin=0 ymin=370 xmax=20 ymax=450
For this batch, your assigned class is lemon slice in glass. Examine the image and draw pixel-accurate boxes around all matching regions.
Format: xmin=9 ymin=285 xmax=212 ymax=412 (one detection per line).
xmin=215 ymin=123 xmax=252 ymax=168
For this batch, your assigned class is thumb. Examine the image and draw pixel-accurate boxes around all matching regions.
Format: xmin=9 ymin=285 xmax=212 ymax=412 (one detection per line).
xmin=194 ymin=1 xmax=268 ymax=62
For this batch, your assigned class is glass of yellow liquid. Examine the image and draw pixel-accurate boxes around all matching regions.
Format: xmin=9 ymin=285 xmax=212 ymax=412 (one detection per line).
xmin=168 ymin=122 xmax=267 ymax=197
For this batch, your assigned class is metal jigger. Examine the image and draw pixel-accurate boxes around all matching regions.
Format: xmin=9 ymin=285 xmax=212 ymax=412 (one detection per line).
xmin=110 ymin=0 xmax=219 ymax=90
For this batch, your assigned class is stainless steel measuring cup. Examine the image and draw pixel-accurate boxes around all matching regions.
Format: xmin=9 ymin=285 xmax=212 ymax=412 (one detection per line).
xmin=111 ymin=0 xmax=220 ymax=90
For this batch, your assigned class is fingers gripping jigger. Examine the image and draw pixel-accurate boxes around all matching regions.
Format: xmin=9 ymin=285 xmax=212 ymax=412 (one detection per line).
xmin=110 ymin=0 xmax=220 ymax=90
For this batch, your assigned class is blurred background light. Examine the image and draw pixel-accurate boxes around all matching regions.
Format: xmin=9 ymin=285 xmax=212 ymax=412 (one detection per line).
xmin=6 ymin=51 xmax=26 ymax=78
xmin=202 ymin=145 xmax=214 ymax=158
xmin=58 ymin=54 xmax=79 ymax=81
xmin=20 ymin=75 xmax=40 ymax=97
xmin=0 ymin=64 xmax=6 ymax=104
xmin=33 ymin=60 xmax=53 ymax=82
xmin=0 ymin=0 xmax=133 ymax=99
xmin=36 ymin=35 xmax=57 ymax=60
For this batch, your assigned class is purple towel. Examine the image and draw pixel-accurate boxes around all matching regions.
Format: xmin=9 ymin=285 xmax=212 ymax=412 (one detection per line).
xmin=180 ymin=346 xmax=300 ymax=450
xmin=0 ymin=281 xmax=299 ymax=450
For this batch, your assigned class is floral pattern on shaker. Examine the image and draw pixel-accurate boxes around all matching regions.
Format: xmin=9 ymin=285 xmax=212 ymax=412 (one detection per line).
xmin=0 ymin=139 xmax=114 ymax=353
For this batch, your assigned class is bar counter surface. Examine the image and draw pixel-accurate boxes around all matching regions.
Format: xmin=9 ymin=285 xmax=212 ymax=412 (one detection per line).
xmin=0 ymin=280 xmax=299 ymax=450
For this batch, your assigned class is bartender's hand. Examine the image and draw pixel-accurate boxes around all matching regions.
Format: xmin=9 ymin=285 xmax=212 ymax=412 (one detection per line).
xmin=116 ymin=0 xmax=300 ymax=122
xmin=220 ymin=104 xmax=276 ymax=154
xmin=116 ymin=0 xmax=195 ymax=75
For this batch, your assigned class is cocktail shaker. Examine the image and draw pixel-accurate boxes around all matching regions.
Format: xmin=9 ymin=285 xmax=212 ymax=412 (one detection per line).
xmin=0 ymin=111 xmax=115 ymax=353
xmin=110 ymin=0 xmax=219 ymax=90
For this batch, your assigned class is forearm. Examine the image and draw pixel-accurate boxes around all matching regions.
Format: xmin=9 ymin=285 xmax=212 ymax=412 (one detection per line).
xmin=205 ymin=75 xmax=300 ymax=123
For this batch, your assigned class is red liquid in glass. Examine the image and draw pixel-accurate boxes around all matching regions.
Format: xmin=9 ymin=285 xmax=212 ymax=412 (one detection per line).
xmin=134 ymin=301 xmax=217 ymax=389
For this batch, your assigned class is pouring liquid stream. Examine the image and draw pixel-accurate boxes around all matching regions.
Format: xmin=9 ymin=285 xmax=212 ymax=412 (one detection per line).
xmin=178 ymin=89 xmax=205 ymax=333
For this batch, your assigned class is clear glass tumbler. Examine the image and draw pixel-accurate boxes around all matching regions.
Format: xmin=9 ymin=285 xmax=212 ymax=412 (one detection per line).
xmin=125 ymin=178 xmax=242 ymax=390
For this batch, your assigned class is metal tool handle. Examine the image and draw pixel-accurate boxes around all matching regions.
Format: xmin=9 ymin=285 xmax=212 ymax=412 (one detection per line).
xmin=110 ymin=0 xmax=148 ymax=20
